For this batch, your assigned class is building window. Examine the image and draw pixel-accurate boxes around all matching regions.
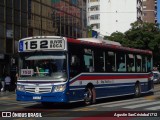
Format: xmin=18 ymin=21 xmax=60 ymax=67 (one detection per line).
xmin=90 ymin=14 xmax=100 ymax=20
xmin=91 ymin=23 xmax=100 ymax=29
xmin=90 ymin=5 xmax=99 ymax=11
xmin=143 ymin=6 xmax=146 ymax=9
xmin=143 ymin=13 xmax=147 ymax=16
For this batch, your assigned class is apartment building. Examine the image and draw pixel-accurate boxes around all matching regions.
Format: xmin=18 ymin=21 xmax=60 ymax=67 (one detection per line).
xmin=142 ymin=0 xmax=157 ymax=23
xmin=87 ymin=0 xmax=143 ymax=36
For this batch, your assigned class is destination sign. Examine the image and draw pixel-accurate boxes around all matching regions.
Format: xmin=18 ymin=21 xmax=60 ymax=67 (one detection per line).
xmin=19 ymin=39 xmax=65 ymax=52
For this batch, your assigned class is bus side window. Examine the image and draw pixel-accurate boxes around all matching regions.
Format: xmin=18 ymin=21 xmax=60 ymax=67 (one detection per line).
xmin=105 ymin=51 xmax=115 ymax=72
xmin=84 ymin=55 xmax=94 ymax=72
xmin=142 ymin=56 xmax=146 ymax=72
xmin=70 ymin=55 xmax=81 ymax=78
xmin=94 ymin=51 xmax=104 ymax=72
xmin=147 ymin=57 xmax=151 ymax=72
xmin=127 ymin=54 xmax=134 ymax=72
xmin=117 ymin=53 xmax=126 ymax=72
xmin=136 ymin=55 xmax=142 ymax=72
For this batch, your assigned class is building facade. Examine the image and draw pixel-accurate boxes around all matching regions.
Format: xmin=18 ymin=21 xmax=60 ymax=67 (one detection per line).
xmin=142 ymin=0 xmax=157 ymax=23
xmin=0 ymin=0 xmax=28 ymax=79
xmin=87 ymin=0 xmax=143 ymax=36
xmin=0 ymin=0 xmax=87 ymax=79
xmin=29 ymin=0 xmax=87 ymax=38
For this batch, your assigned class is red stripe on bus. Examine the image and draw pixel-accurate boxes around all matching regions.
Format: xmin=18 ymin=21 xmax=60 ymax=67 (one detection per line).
xmin=77 ymin=75 xmax=149 ymax=80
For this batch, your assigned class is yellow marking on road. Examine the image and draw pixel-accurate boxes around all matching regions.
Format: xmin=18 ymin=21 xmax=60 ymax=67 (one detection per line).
xmin=2 ymin=105 xmax=25 ymax=111
xmin=145 ymin=95 xmax=156 ymax=100
xmin=73 ymin=107 xmax=97 ymax=111
xmin=0 ymin=97 xmax=16 ymax=100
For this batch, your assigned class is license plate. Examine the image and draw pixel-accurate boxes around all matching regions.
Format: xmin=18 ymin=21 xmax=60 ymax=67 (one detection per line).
xmin=33 ymin=96 xmax=41 ymax=100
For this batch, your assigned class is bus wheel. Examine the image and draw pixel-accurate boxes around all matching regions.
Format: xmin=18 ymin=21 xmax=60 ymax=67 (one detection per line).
xmin=84 ymin=87 xmax=93 ymax=105
xmin=92 ymin=87 xmax=96 ymax=104
xmin=134 ymin=83 xmax=141 ymax=97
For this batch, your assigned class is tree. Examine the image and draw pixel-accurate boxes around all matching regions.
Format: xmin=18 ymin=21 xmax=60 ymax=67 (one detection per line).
xmin=87 ymin=25 xmax=93 ymax=37
xmin=126 ymin=21 xmax=160 ymax=50
xmin=104 ymin=32 xmax=130 ymax=47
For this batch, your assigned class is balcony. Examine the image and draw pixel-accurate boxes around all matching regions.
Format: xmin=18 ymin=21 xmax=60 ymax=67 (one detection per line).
xmin=88 ymin=1 xmax=100 ymax=7
xmin=89 ymin=19 xmax=100 ymax=25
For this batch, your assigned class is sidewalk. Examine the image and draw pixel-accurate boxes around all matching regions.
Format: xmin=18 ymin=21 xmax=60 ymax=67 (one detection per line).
xmin=0 ymin=83 xmax=16 ymax=97
xmin=0 ymin=91 xmax=15 ymax=97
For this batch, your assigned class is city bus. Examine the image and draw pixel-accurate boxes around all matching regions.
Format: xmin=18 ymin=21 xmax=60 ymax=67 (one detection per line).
xmin=16 ymin=36 xmax=153 ymax=105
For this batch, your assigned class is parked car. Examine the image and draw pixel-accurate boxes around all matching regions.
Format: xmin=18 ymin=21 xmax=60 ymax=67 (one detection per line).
xmin=152 ymin=71 xmax=160 ymax=84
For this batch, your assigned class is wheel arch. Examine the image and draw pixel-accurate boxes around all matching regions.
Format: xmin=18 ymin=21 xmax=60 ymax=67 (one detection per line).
xmin=85 ymin=82 xmax=94 ymax=90
xmin=84 ymin=82 xmax=96 ymax=104
xmin=135 ymin=80 xmax=140 ymax=85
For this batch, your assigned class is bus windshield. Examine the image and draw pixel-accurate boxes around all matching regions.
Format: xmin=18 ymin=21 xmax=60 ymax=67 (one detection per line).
xmin=19 ymin=52 xmax=67 ymax=81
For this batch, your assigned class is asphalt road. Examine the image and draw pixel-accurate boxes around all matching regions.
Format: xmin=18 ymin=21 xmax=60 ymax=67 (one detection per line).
xmin=0 ymin=84 xmax=160 ymax=120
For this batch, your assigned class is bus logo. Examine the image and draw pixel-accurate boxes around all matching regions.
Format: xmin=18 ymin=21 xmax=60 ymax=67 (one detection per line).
xmin=35 ymin=87 xmax=39 ymax=93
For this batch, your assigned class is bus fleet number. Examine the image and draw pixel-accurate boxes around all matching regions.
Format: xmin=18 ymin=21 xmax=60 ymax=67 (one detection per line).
xmin=25 ymin=40 xmax=48 ymax=50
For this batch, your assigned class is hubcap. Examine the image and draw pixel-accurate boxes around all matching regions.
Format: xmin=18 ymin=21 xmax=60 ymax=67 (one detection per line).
xmin=84 ymin=90 xmax=92 ymax=102
xmin=135 ymin=85 xmax=140 ymax=96
xmin=136 ymin=87 xmax=138 ymax=93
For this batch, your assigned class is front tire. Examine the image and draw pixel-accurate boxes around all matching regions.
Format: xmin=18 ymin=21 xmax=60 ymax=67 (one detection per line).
xmin=84 ymin=87 xmax=93 ymax=105
xmin=134 ymin=83 xmax=141 ymax=97
xmin=92 ymin=87 xmax=96 ymax=104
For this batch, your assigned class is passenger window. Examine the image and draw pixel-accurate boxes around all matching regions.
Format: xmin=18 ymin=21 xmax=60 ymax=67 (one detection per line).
xmin=127 ymin=54 xmax=135 ymax=72
xmin=136 ymin=55 xmax=142 ymax=72
xmin=105 ymin=51 xmax=115 ymax=72
xmin=147 ymin=57 xmax=152 ymax=72
xmin=117 ymin=53 xmax=126 ymax=72
xmin=142 ymin=56 xmax=146 ymax=72
xmin=94 ymin=50 xmax=104 ymax=72
xmin=70 ymin=55 xmax=81 ymax=77
xmin=84 ymin=49 xmax=94 ymax=72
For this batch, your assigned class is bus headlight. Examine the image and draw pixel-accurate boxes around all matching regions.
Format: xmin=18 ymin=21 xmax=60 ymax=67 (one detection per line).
xmin=17 ymin=85 xmax=25 ymax=92
xmin=53 ymin=85 xmax=66 ymax=92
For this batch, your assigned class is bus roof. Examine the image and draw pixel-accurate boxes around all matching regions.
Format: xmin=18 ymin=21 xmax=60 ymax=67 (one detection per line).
xmin=67 ymin=37 xmax=152 ymax=55
xmin=76 ymin=38 xmax=122 ymax=46
xmin=20 ymin=36 xmax=64 ymax=40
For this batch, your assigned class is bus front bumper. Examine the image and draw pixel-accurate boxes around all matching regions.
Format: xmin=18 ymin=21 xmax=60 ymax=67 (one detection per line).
xmin=16 ymin=91 xmax=68 ymax=103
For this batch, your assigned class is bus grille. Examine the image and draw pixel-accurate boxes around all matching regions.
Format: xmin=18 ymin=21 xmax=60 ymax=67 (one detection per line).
xmin=25 ymin=86 xmax=52 ymax=94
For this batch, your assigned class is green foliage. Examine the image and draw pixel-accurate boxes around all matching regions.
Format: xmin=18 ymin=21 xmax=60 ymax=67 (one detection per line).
xmin=87 ymin=25 xmax=93 ymax=32
xmin=104 ymin=21 xmax=160 ymax=65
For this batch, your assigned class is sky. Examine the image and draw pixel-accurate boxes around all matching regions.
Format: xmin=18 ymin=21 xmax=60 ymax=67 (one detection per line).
xmin=158 ymin=0 xmax=160 ymax=23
